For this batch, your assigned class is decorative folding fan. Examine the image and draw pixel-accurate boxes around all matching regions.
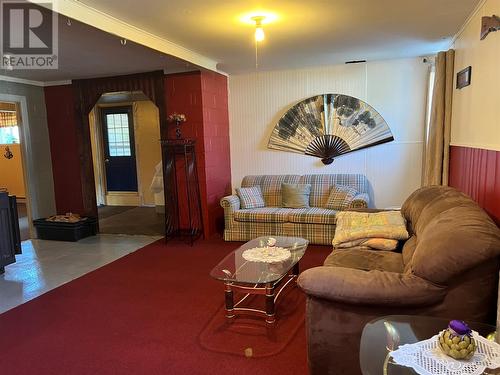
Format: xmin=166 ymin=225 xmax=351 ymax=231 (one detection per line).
xmin=268 ymin=94 xmax=394 ymax=165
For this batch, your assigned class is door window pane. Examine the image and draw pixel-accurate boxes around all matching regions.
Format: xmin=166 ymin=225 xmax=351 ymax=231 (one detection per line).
xmin=106 ymin=113 xmax=131 ymax=156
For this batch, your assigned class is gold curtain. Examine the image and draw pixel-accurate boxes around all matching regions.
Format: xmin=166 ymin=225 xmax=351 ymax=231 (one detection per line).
xmin=423 ymin=50 xmax=455 ymax=186
xmin=0 ymin=111 xmax=17 ymax=127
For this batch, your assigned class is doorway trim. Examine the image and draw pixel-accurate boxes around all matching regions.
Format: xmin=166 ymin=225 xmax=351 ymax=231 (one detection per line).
xmin=0 ymin=93 xmax=35 ymax=238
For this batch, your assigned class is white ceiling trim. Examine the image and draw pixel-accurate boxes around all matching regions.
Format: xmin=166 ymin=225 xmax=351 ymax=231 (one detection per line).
xmin=29 ymin=0 xmax=221 ymax=73
xmin=0 ymin=74 xmax=45 ymax=86
xmin=43 ymin=80 xmax=73 ymax=87
xmin=0 ymin=75 xmax=71 ymax=87
xmin=450 ymin=0 xmax=488 ymax=46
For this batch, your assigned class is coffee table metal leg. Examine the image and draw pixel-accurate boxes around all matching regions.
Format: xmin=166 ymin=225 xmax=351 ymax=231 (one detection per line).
xmin=265 ymin=283 xmax=275 ymax=324
xmin=292 ymin=262 xmax=300 ymax=277
xmin=225 ymin=282 xmax=235 ymax=319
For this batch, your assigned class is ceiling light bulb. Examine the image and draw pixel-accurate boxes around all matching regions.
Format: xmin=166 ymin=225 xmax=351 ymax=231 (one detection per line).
xmin=255 ymin=26 xmax=265 ymax=42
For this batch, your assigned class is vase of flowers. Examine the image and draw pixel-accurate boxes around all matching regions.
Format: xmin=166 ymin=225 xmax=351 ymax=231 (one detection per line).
xmin=168 ymin=113 xmax=187 ymax=139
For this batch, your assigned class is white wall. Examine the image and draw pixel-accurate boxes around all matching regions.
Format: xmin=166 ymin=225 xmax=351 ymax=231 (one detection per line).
xmin=228 ymin=58 xmax=429 ymax=208
xmin=133 ymin=100 xmax=161 ymax=206
xmin=451 ymin=0 xmax=500 ymax=151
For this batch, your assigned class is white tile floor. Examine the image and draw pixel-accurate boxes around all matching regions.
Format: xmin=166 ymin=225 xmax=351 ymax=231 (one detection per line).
xmin=0 ymin=234 xmax=162 ymax=314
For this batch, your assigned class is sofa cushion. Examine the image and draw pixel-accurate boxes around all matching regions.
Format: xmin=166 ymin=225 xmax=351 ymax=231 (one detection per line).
xmin=402 ymin=235 xmax=417 ymax=273
xmin=325 ymin=185 xmax=358 ymax=210
xmin=233 ymin=208 xmax=295 ymax=223
xmin=324 ymin=249 xmax=404 ymax=273
xmin=241 ymin=175 xmax=301 ymax=207
xmin=288 ymin=207 xmax=337 ymax=225
xmin=236 ymin=186 xmax=265 ymax=209
xmin=299 ymin=174 xmax=369 ymax=207
xmin=282 ymin=183 xmax=311 ymax=208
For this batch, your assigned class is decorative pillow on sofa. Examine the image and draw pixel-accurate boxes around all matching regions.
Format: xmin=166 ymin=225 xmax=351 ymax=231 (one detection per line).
xmin=281 ymin=183 xmax=311 ymax=208
xmin=325 ymin=185 xmax=358 ymax=210
xmin=236 ymin=186 xmax=265 ymax=209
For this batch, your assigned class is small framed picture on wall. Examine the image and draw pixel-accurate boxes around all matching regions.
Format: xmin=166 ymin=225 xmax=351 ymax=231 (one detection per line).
xmin=456 ymin=66 xmax=472 ymax=89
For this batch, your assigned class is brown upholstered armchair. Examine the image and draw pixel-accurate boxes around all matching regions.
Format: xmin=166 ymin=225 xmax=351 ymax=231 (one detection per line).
xmin=298 ymin=186 xmax=500 ymax=375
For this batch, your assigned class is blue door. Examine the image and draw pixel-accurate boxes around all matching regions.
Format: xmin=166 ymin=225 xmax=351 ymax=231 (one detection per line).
xmin=101 ymin=106 xmax=138 ymax=192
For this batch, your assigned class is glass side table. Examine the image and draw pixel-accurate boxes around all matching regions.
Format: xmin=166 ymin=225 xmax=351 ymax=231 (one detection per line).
xmin=360 ymin=315 xmax=499 ymax=375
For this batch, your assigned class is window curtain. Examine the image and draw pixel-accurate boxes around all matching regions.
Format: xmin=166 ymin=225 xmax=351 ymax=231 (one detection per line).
xmin=423 ymin=50 xmax=455 ymax=186
xmin=0 ymin=111 xmax=17 ymax=127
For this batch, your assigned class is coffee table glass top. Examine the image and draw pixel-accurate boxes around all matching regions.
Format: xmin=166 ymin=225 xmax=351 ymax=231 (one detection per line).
xmin=210 ymin=236 xmax=309 ymax=284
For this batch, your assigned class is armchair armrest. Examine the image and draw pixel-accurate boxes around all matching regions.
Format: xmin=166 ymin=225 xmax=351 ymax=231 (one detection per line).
xmin=349 ymin=193 xmax=369 ymax=209
xmin=298 ymin=266 xmax=445 ymax=307
xmin=220 ymin=195 xmax=240 ymax=211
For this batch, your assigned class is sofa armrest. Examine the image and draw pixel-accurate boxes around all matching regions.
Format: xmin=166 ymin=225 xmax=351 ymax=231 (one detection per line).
xmin=220 ymin=195 xmax=240 ymax=211
xmin=349 ymin=193 xmax=369 ymax=209
xmin=220 ymin=195 xmax=240 ymax=230
xmin=298 ymin=266 xmax=445 ymax=307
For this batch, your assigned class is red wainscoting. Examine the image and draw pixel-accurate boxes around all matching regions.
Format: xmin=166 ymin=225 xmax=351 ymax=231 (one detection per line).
xmin=44 ymin=85 xmax=85 ymax=215
xmin=449 ymin=145 xmax=500 ymax=226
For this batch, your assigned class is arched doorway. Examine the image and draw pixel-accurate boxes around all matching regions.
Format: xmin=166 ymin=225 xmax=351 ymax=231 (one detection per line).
xmin=88 ymin=91 xmax=164 ymax=235
xmin=71 ymin=71 xmax=169 ymax=229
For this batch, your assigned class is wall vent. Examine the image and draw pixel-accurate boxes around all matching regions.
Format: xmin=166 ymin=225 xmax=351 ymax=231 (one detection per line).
xmin=345 ymin=60 xmax=366 ymax=64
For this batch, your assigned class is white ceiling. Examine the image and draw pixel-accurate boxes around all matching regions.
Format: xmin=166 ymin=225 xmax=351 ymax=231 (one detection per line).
xmin=76 ymin=0 xmax=480 ymax=74
xmin=1 ymin=0 xmax=480 ymax=82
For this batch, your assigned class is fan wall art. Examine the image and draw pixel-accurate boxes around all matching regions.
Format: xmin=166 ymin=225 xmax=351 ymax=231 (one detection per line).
xmin=268 ymin=94 xmax=394 ymax=165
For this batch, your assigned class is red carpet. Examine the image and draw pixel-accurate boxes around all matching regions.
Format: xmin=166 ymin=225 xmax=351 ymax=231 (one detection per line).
xmin=200 ymin=281 xmax=305 ymax=358
xmin=0 ymin=238 xmax=330 ymax=375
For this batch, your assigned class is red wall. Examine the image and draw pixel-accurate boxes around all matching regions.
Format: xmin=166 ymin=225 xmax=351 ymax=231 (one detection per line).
xmin=165 ymin=71 xmax=231 ymax=237
xmin=200 ymin=71 xmax=232 ymax=235
xmin=44 ymin=72 xmax=231 ymax=236
xmin=449 ymin=145 xmax=500 ymax=226
xmin=44 ymin=85 xmax=85 ymax=215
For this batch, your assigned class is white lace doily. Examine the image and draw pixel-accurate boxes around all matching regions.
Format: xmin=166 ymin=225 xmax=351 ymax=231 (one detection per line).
xmin=242 ymin=246 xmax=291 ymax=263
xmin=391 ymin=331 xmax=500 ymax=375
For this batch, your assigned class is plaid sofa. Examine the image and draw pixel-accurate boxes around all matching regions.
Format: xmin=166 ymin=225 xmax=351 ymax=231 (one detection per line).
xmin=220 ymin=174 xmax=370 ymax=245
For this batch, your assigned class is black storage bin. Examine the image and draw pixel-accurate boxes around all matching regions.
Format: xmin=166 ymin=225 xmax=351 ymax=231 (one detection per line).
xmin=33 ymin=217 xmax=97 ymax=242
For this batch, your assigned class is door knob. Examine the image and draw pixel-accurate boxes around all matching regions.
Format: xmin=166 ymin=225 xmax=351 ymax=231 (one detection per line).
xmin=104 ymin=158 xmax=110 ymax=163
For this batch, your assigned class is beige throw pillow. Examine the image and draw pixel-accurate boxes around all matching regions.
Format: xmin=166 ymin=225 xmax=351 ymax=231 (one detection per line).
xmin=281 ymin=183 xmax=311 ymax=208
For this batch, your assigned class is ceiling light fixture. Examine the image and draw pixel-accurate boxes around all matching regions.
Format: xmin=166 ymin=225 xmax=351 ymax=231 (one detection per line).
xmin=252 ymin=16 xmax=265 ymax=42
xmin=120 ymin=38 xmax=127 ymax=46
xmin=251 ymin=16 xmax=266 ymax=70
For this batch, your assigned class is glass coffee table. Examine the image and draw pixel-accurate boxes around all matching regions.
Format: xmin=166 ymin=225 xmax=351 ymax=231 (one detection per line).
xmin=210 ymin=236 xmax=308 ymax=324
xmin=360 ymin=315 xmax=498 ymax=374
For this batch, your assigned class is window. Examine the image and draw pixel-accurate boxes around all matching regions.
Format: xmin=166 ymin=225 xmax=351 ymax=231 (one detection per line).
xmin=0 ymin=126 xmax=20 ymax=144
xmin=105 ymin=113 xmax=131 ymax=156
xmin=0 ymin=108 xmax=20 ymax=144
